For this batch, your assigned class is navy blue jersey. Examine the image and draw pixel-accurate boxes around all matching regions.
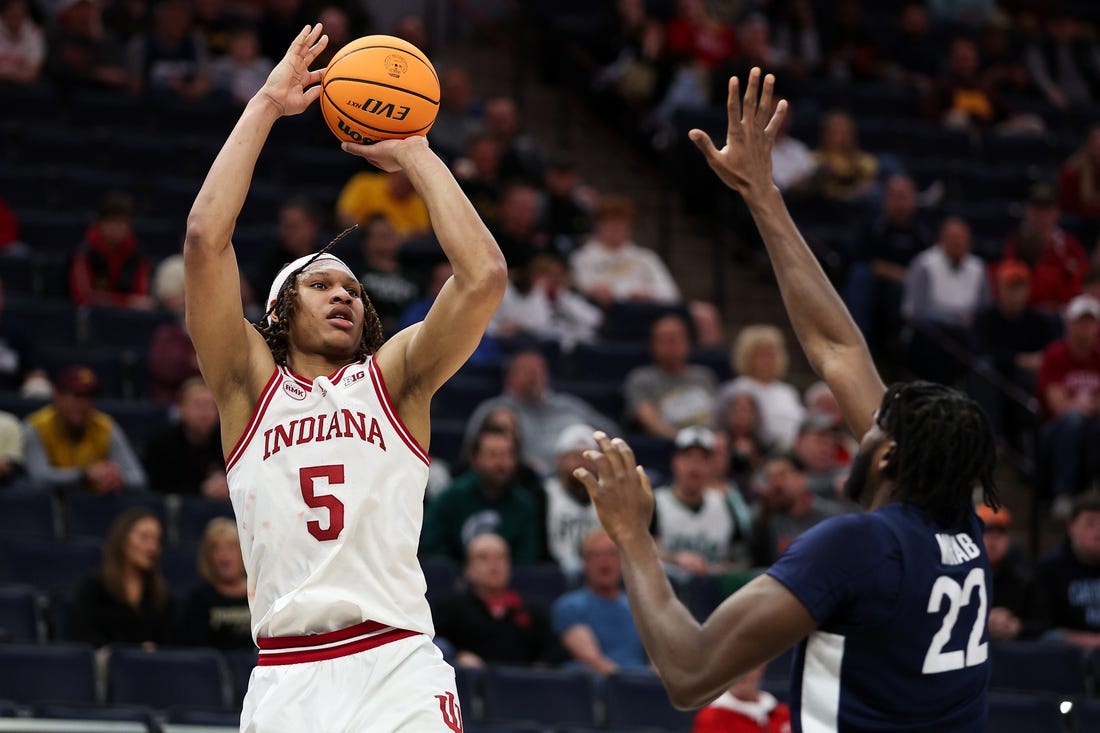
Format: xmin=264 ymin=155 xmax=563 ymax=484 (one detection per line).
xmin=767 ymin=503 xmax=990 ymax=732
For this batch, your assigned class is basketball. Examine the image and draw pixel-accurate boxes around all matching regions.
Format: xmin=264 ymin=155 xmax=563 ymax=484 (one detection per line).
xmin=320 ymin=35 xmax=440 ymax=144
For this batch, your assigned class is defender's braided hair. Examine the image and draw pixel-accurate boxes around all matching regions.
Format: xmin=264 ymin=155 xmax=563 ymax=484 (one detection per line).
xmin=877 ymin=381 xmax=999 ymax=530
xmin=253 ymin=226 xmax=384 ymax=365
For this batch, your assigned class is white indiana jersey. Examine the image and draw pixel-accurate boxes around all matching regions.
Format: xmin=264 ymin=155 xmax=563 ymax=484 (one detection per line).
xmin=226 ymin=357 xmax=433 ymax=640
xmin=543 ymin=476 xmax=600 ymax=576
xmin=653 ymin=486 xmax=735 ymax=565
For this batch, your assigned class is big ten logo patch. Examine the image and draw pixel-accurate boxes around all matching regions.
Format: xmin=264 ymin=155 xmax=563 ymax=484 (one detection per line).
xmin=283 ymin=381 xmax=307 ymax=401
xmin=342 ymin=370 xmax=366 ymax=388
xmin=435 ymin=691 xmax=462 ymax=733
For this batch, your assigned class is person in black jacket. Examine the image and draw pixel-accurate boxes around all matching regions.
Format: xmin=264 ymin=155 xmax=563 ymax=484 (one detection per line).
xmin=143 ymin=378 xmax=226 ymax=498
xmin=980 ymin=505 xmax=1050 ymax=640
xmin=71 ymin=508 xmax=173 ymax=647
xmin=178 ymin=517 xmax=252 ymax=649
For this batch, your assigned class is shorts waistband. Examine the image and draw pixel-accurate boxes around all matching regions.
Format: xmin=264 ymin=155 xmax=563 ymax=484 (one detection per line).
xmin=257 ymin=619 xmax=420 ymax=666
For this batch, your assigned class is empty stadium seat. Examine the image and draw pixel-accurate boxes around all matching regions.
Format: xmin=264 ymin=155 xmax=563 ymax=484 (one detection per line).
xmin=429 ymin=419 xmax=467 ymax=467
xmin=553 ymin=379 xmax=624 ymax=422
xmin=223 ymin=649 xmax=258 ymax=706
xmin=0 ymin=538 xmax=102 ymax=595
xmin=1077 ymin=699 xmax=1100 ymax=733
xmin=0 ymin=490 xmax=57 ymax=540
xmin=176 ymin=497 xmax=235 ymax=546
xmin=37 ymin=346 xmax=128 ymax=400
xmin=0 ymin=643 xmax=97 ymax=705
xmin=509 ymin=565 xmax=568 ymax=608
xmin=627 ymin=435 xmax=675 ymax=476
xmin=989 ymin=641 xmax=1088 ymax=695
xmin=455 ymin=664 xmax=483 ymax=723
xmin=33 ymin=702 xmax=156 ymax=727
xmin=108 ymin=647 xmax=231 ymax=710
xmin=604 ymin=672 xmax=694 ymax=731
xmin=986 ymin=692 xmax=1064 ymax=733
xmin=0 ymin=700 xmax=13 ymax=716
xmin=483 ymin=666 xmax=597 ymax=727
xmin=64 ymin=492 xmax=167 ymax=542
xmin=166 ymin=707 xmax=242 ymax=726
xmin=421 ymin=558 xmax=458 ymax=604
xmin=432 ymin=376 xmax=499 ymax=422
xmin=600 ymin=302 xmax=693 ymax=343
xmin=0 ymin=255 xmax=33 ymax=295
xmin=160 ymin=544 xmax=201 ymax=591
xmin=0 ymin=584 xmax=41 ymax=642
xmin=95 ymin=400 xmax=171 ymax=453
xmin=569 ymin=342 xmax=649 ymax=382
xmin=4 ymin=297 xmax=80 ymax=346
xmin=14 ymin=209 xmax=89 ymax=255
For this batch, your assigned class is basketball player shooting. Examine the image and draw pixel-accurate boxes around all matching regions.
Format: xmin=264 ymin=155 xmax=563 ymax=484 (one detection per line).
xmin=184 ymin=25 xmax=505 ymax=732
xmin=575 ymin=69 xmax=1000 ymax=732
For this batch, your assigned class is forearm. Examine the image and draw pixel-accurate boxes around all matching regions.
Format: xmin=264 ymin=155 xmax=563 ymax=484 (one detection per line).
xmin=110 ymin=429 xmax=147 ymax=490
xmin=187 ymin=96 xmax=280 ymax=247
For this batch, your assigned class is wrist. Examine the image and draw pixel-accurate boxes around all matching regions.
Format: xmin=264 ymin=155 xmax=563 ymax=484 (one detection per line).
xmin=247 ymin=92 xmax=284 ymax=121
xmin=615 ymin=530 xmax=656 ymax=557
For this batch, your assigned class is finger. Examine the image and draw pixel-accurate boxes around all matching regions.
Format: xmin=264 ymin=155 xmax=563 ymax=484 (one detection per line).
xmin=302 ymin=85 xmax=323 ymax=107
xmin=635 ymin=465 xmax=653 ymax=494
xmin=573 ymin=467 xmax=600 ymax=498
xmin=743 ymin=67 xmax=761 ymax=121
xmin=688 ymin=129 xmax=719 ymax=161
xmin=305 ymin=23 xmax=323 ymax=48
xmin=307 ymin=33 xmax=329 ymax=63
xmin=342 ymin=141 xmax=375 ymax=156
xmin=306 ymin=67 xmax=325 ymax=86
xmin=611 ymin=437 xmax=636 ymax=475
xmin=758 ymin=73 xmax=775 ymax=125
xmin=764 ymin=99 xmax=789 ymax=138
xmin=585 ymin=448 xmax=616 ymax=484
xmin=595 ymin=432 xmax=626 ymax=479
xmin=726 ymin=76 xmax=741 ymax=132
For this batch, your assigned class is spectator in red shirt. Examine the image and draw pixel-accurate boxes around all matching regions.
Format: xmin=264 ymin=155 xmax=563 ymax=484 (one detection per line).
xmin=69 ymin=191 xmax=152 ymax=309
xmin=0 ymin=196 xmax=19 ymax=253
xmin=1059 ymin=124 xmax=1100 ymax=219
xmin=692 ymin=662 xmax=790 ymax=733
xmin=1037 ymin=294 xmax=1100 ymax=520
xmin=1001 ymin=182 xmax=1090 ymax=312
xmin=665 ymin=0 xmax=737 ymax=72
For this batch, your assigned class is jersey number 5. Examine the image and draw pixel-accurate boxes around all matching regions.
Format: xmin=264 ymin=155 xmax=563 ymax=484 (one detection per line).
xmin=299 ymin=465 xmax=346 ymax=541
xmin=922 ymin=567 xmax=988 ymax=674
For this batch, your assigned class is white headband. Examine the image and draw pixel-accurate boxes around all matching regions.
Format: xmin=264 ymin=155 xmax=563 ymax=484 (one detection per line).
xmin=265 ymin=253 xmax=357 ymax=325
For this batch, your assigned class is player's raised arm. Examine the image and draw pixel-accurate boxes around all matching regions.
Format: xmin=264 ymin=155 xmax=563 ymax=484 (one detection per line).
xmin=184 ymin=25 xmax=328 ymax=414
xmin=342 ymin=138 xmax=508 ymax=398
xmin=691 ymin=69 xmax=884 ymax=438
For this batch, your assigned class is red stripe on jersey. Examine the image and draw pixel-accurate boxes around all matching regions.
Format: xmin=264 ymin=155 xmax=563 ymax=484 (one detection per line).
xmin=329 ymin=360 xmax=361 ymax=386
xmin=281 ymin=366 xmax=313 ymax=391
xmin=368 ymin=358 xmax=430 ymax=466
xmin=257 ymin=627 xmax=420 ymax=666
xmin=258 ymin=618 xmax=389 ymax=650
xmin=225 ymin=370 xmax=281 ymax=472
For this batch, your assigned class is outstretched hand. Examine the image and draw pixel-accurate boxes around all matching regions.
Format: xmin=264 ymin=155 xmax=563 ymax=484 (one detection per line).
xmin=573 ymin=432 xmax=655 ymax=546
xmin=341 ymin=135 xmax=430 ymax=173
xmin=257 ymin=24 xmax=328 ymax=117
xmin=688 ymin=67 xmax=787 ymax=197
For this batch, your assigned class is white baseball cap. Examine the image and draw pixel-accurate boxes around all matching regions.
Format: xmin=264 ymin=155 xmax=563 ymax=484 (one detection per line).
xmin=1065 ymin=294 xmax=1100 ymax=322
xmin=265 ymin=253 xmax=357 ymax=325
xmin=555 ymin=424 xmax=598 ymax=456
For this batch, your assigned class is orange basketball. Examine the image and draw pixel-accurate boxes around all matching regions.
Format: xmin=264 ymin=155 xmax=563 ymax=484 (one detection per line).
xmin=320 ymin=35 xmax=440 ymax=144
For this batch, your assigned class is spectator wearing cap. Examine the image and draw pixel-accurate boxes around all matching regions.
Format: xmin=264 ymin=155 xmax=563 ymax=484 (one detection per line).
xmin=625 ymin=315 xmax=718 ymax=440
xmin=147 ymin=255 xmax=202 ymax=405
xmin=542 ymin=424 xmax=601 ymax=578
xmin=980 ymin=505 xmax=1050 ymax=641
xmin=793 ymin=412 xmax=848 ymax=500
xmin=902 ymin=217 xmax=990 ymax=384
xmin=1037 ymin=295 xmax=1100 ymax=520
xmin=970 ymin=261 xmax=1061 ymax=444
xmin=1059 ymin=124 xmax=1100 ymax=221
xmin=0 ymin=0 xmax=45 ymax=84
xmin=749 ymin=455 xmax=847 ymax=567
xmin=431 ymin=532 xmax=557 ymax=668
xmin=69 ymin=191 xmax=152 ymax=309
xmin=1036 ymin=492 xmax=1100 ymax=649
xmin=177 ymin=517 xmax=252 ymax=649
xmin=654 ymin=426 xmax=747 ymax=577
xmin=718 ymin=325 xmax=804 ymax=451
xmin=490 ymin=253 xmax=603 ymax=351
xmin=552 ymin=528 xmax=649 ymax=675
xmin=23 ymin=365 xmax=147 ymax=493
xmin=143 ymin=378 xmax=225 ymax=498
xmin=1001 ymin=182 xmax=1090 ymax=312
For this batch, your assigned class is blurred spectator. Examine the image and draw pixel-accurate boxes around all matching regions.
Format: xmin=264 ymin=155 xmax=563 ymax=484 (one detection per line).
xmin=482 ymin=96 xmax=545 ymax=184
xmin=542 ymin=425 xmax=600 ymax=579
xmin=466 ymin=405 xmax=543 ymax=499
xmin=551 ymin=528 xmax=649 ymax=674
xmin=345 ymin=214 xmax=417 ymax=336
xmin=310 ymin=5 xmax=351 ymax=70
xmin=770 ymin=106 xmax=815 ymax=193
xmin=69 ymin=191 xmax=153 ymax=309
xmin=0 ymin=0 xmax=44 ymax=84
xmin=0 ymin=196 xmax=17 ymax=252
xmin=884 ymin=2 xmax=937 ymax=89
xmin=101 ymin=0 xmax=148 ymax=41
xmin=392 ymin=13 xmax=430 ymax=57
xmin=712 ymin=387 xmax=770 ymax=491
xmin=431 ymin=533 xmax=556 ymax=668
xmin=793 ymin=412 xmax=847 ymax=499
xmin=1002 ymin=183 xmax=1090 ymax=311
xmin=542 ymin=156 xmax=595 ymax=254
xmin=770 ymin=0 xmax=820 ymax=78
xmin=970 ymin=262 xmax=1060 ymax=444
xmin=192 ymin=0 xmax=241 ymax=57
xmin=178 ymin=517 xmax=252 ymax=649
xmin=692 ymin=663 xmax=790 ymax=733
xmin=453 ymin=134 xmax=504 ymax=225
xmin=0 ymin=409 xmax=25 ymax=488
xmin=252 ymin=197 xmax=324 ymax=297
xmin=46 ymin=0 xmax=127 ymax=89
xmin=803 ymin=381 xmax=858 ymax=465
xmin=844 ymin=174 xmax=932 ymax=350
xmin=925 ymin=37 xmax=1007 ymax=131
xmin=570 ymin=196 xmax=680 ymax=307
xmin=625 ymin=314 xmax=718 ymax=439
xmin=466 ymin=350 xmax=619 ymax=475
xmin=749 ymin=455 xmax=846 ymax=567
xmin=490 ymin=253 xmax=603 ymax=351
xmin=1058 ymin=123 xmax=1100 ymax=219
xmin=398 ymin=261 xmax=501 ymax=366
xmin=927 ymin=0 xmax=996 ymax=24
xmin=336 ymin=169 xmax=430 ymax=236
xmin=718 ymin=325 xmax=804 ymax=451
xmin=1024 ymin=15 xmax=1100 ymax=112
xmin=808 ymin=110 xmax=879 ymax=205
xmin=126 ymin=0 xmax=211 ymax=99
xmin=422 ymin=425 xmax=541 ymax=564
xmin=0 ymin=278 xmax=48 ymax=395
xmin=655 ymin=426 xmax=746 ymax=576
xmin=821 ymin=0 xmax=878 ymax=81
xmin=256 ymin=0 xmax=309 ymax=61
xmin=903 ymin=217 xmax=990 ymax=384
xmin=24 ymin=365 xmax=147 ymax=493
xmin=207 ymin=25 xmax=272 ymax=105
xmin=143 ymin=378 xmax=225 ymax=498
xmin=148 ymin=255 xmax=201 ymax=404
xmin=703 ymin=430 xmax=754 ymax=539
xmin=595 ymin=16 xmax=674 ymax=110
xmin=979 ymin=15 xmax=1032 ymax=99
xmin=491 ymin=182 xmax=550 ymax=270
xmin=980 ymin=505 xmax=1050 ymax=641
xmin=1036 ymin=295 xmax=1100 ymax=520
xmin=665 ymin=0 xmax=736 ymax=73
xmin=71 ymin=508 xmax=173 ymax=648
xmin=429 ymin=66 xmax=482 ymax=160
xmin=1036 ymin=492 xmax=1100 ymax=649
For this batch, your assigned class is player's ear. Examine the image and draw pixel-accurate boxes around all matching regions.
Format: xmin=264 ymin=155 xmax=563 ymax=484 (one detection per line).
xmin=878 ymin=441 xmax=899 ymax=478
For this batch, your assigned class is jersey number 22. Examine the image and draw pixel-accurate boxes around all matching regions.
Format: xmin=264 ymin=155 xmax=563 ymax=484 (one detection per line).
xmin=922 ymin=567 xmax=988 ymax=674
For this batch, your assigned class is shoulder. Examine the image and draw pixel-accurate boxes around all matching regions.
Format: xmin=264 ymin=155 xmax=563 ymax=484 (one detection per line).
xmin=552 ymin=588 xmax=588 ymax=613
xmin=89 ymin=410 xmax=118 ymax=432
xmin=624 ymin=366 xmax=658 ymax=385
xmin=1042 ymin=339 xmax=1069 ymax=361
xmin=25 ymin=405 xmax=52 ymax=429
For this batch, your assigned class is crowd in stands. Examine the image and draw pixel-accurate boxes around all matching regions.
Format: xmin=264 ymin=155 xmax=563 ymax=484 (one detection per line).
xmin=1 ymin=0 xmax=1100 ymax=728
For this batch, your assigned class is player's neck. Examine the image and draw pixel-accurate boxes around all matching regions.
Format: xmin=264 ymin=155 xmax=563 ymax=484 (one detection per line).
xmin=286 ymin=350 xmax=357 ymax=381
xmin=868 ymin=482 xmax=896 ymax=512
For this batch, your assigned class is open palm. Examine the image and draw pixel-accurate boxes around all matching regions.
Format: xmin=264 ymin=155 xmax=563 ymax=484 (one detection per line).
xmin=259 ymin=24 xmax=329 ymax=117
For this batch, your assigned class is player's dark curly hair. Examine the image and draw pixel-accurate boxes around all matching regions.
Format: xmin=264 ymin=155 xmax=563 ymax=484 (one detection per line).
xmin=253 ymin=227 xmax=384 ymax=366
xmin=877 ymin=381 xmax=999 ymax=530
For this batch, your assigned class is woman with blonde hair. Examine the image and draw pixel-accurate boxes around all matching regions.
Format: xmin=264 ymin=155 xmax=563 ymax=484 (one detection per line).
xmin=178 ymin=517 xmax=253 ymax=649
xmin=717 ymin=324 xmax=805 ymax=450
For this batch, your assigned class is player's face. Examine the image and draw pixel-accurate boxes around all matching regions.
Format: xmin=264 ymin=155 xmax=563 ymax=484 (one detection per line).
xmin=842 ymin=424 xmax=892 ymax=506
xmin=125 ymin=517 xmax=162 ymax=572
xmin=288 ymin=266 xmax=365 ymax=359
